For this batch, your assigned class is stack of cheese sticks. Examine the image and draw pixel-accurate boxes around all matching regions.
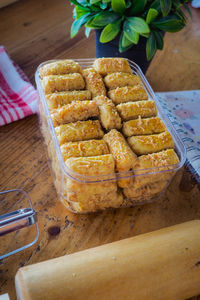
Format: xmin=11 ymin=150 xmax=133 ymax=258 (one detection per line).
xmin=38 ymin=58 xmax=179 ymax=213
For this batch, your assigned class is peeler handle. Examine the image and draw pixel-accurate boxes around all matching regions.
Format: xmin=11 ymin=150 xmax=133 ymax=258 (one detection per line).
xmin=0 ymin=189 xmax=39 ymax=260
xmin=0 ymin=208 xmax=37 ymax=237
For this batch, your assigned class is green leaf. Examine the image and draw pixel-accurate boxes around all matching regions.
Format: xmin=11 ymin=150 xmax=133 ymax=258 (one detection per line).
xmin=140 ymin=32 xmax=150 ymax=38
xmin=90 ymin=0 xmax=100 ymax=3
xmin=124 ymin=30 xmax=139 ymax=44
xmin=146 ymin=8 xmax=158 ymax=24
xmin=100 ymin=2 xmax=108 ymax=9
xmin=129 ymin=0 xmax=147 ymax=15
xmin=74 ymin=6 xmax=90 ymax=19
xmin=152 ymin=16 xmax=185 ymax=32
xmin=71 ymin=13 xmax=91 ymax=38
xmin=160 ymin=0 xmax=172 ymax=17
xmin=146 ymin=32 xmax=157 ymax=60
xmin=119 ymin=32 xmax=133 ymax=52
xmin=172 ymin=0 xmax=180 ymax=10
xmin=89 ymin=4 xmax=103 ymax=11
xmin=175 ymin=9 xmax=187 ymax=23
xmin=85 ymin=27 xmax=91 ymax=37
xmin=126 ymin=0 xmax=132 ymax=9
xmin=121 ymin=31 xmax=133 ymax=47
xmin=70 ymin=0 xmax=89 ymax=9
xmin=102 ymin=0 xmax=111 ymax=2
xmin=111 ymin=0 xmax=126 ymax=14
xmin=70 ymin=0 xmax=84 ymax=6
xmin=150 ymin=0 xmax=161 ymax=14
xmin=100 ymin=19 xmax=121 ymax=43
xmin=86 ymin=18 xmax=102 ymax=29
xmin=123 ymin=20 xmax=139 ymax=44
xmin=126 ymin=17 xmax=150 ymax=34
xmin=183 ymin=3 xmax=192 ymax=18
xmin=87 ymin=11 xmax=120 ymax=27
xmin=78 ymin=0 xmax=88 ymax=6
xmin=153 ymin=31 xmax=163 ymax=50
xmin=73 ymin=7 xmax=76 ymax=19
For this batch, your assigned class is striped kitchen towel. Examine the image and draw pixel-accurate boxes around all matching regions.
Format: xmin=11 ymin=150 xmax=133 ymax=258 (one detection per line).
xmin=157 ymin=90 xmax=200 ymax=183
xmin=0 ymin=46 xmax=38 ymax=126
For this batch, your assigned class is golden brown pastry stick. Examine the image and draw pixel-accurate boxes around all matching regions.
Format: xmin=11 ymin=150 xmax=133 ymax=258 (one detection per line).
xmin=116 ymin=100 xmax=157 ymax=121
xmin=103 ymin=129 xmax=137 ymax=188
xmin=41 ymin=74 xmax=85 ymax=94
xmin=94 ymin=96 xmax=122 ymax=130
xmin=39 ymin=60 xmax=82 ymax=77
xmin=55 ymin=120 xmax=104 ymax=145
xmin=82 ymin=68 xmax=106 ymax=97
xmin=60 ymin=140 xmax=109 ymax=161
xmin=66 ymin=191 xmax=123 ymax=213
xmin=122 ymin=117 xmax=166 ymax=137
xmin=132 ymin=149 xmax=180 ymax=189
xmin=45 ymin=90 xmax=92 ymax=110
xmin=128 ymin=131 xmax=174 ymax=155
xmin=136 ymin=149 xmax=179 ymax=169
xmin=65 ymin=155 xmax=123 ymax=212
xmin=104 ymin=72 xmax=141 ymax=89
xmin=123 ymin=149 xmax=180 ymax=200
xmin=51 ymin=101 xmax=99 ymax=126
xmin=108 ymin=85 xmax=148 ymax=104
xmin=123 ymin=180 xmax=168 ymax=202
xmin=103 ymin=129 xmax=137 ymax=171
xmin=93 ymin=57 xmax=132 ymax=76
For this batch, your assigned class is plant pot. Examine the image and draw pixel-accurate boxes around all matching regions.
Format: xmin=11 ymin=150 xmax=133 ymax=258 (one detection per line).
xmin=95 ymin=29 xmax=151 ymax=74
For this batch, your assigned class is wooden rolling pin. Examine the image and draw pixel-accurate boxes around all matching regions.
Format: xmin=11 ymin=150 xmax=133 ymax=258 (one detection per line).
xmin=15 ymin=220 xmax=200 ymax=300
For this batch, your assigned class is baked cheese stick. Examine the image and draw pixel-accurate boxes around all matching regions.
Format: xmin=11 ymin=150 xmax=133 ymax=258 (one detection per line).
xmin=123 ymin=180 xmax=168 ymax=202
xmin=93 ymin=57 xmax=132 ymax=76
xmin=122 ymin=117 xmax=166 ymax=137
xmin=103 ymin=129 xmax=137 ymax=170
xmin=46 ymin=90 xmax=92 ymax=110
xmin=117 ymin=100 xmax=157 ymax=121
xmin=66 ymin=191 xmax=123 ymax=213
xmin=103 ymin=129 xmax=137 ymax=188
xmin=94 ymin=96 xmax=122 ymax=130
xmin=104 ymin=72 xmax=141 ymax=89
xmin=128 ymin=131 xmax=174 ymax=155
xmin=108 ymin=85 xmax=148 ymax=104
xmin=41 ymin=74 xmax=85 ymax=94
xmin=82 ymin=68 xmax=106 ymax=97
xmin=39 ymin=60 xmax=82 ymax=77
xmin=136 ymin=149 xmax=179 ymax=169
xmin=55 ymin=120 xmax=104 ymax=145
xmin=65 ymin=155 xmax=123 ymax=212
xmin=51 ymin=101 xmax=99 ymax=126
xmin=60 ymin=140 xmax=109 ymax=161
xmin=132 ymin=149 xmax=180 ymax=189
xmin=66 ymin=155 xmax=116 ymax=191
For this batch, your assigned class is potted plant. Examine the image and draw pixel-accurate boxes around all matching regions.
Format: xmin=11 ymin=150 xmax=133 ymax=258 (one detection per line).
xmin=70 ymin=0 xmax=191 ymax=73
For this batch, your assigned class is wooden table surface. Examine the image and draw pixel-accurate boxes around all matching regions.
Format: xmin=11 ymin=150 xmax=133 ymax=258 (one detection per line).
xmin=0 ymin=1 xmax=200 ymax=299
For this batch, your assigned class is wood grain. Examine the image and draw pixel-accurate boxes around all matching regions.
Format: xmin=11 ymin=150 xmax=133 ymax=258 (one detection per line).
xmin=146 ymin=8 xmax=200 ymax=91
xmin=0 ymin=0 xmax=18 ymax=9
xmin=0 ymin=1 xmax=200 ymax=299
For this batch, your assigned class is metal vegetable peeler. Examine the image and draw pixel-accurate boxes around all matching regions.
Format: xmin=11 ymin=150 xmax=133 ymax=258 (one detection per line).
xmin=0 ymin=189 xmax=39 ymax=260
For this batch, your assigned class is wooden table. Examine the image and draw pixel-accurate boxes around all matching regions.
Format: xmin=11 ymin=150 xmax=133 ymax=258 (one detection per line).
xmin=0 ymin=1 xmax=200 ymax=299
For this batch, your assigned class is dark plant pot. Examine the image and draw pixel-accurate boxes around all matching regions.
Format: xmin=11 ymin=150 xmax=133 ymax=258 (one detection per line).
xmin=95 ymin=29 xmax=151 ymax=74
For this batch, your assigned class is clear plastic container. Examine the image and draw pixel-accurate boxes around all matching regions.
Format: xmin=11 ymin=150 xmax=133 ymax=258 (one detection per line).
xmin=35 ymin=58 xmax=186 ymax=214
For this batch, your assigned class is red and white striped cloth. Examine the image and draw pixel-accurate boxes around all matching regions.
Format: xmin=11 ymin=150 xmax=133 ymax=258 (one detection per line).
xmin=0 ymin=46 xmax=38 ymax=126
